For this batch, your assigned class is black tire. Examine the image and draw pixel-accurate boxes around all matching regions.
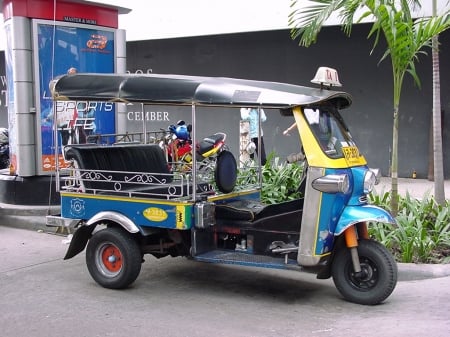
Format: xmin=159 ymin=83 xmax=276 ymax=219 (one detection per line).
xmin=86 ymin=227 xmax=142 ymax=289
xmin=331 ymin=239 xmax=397 ymax=305
xmin=215 ymin=150 xmax=237 ymax=193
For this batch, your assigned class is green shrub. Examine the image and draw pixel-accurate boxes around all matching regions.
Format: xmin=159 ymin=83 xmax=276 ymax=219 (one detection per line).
xmin=260 ymin=154 xmax=304 ymax=204
xmin=369 ymin=191 xmax=450 ymax=264
xmin=237 ymin=152 xmax=304 ymax=204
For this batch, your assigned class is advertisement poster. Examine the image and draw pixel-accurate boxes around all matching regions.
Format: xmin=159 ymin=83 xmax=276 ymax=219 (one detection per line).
xmin=36 ymin=21 xmax=116 ymax=172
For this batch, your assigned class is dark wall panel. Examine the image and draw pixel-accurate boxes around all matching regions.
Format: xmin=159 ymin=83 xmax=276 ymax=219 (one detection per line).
xmin=126 ymin=25 xmax=450 ymax=179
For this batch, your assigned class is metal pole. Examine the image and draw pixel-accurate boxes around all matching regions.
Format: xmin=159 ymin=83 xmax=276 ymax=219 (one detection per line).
xmin=53 ymin=100 xmax=60 ymax=191
xmin=191 ymin=103 xmax=197 ymax=200
xmin=141 ymin=103 xmax=147 ymax=143
xmin=257 ymin=107 xmax=262 ymax=186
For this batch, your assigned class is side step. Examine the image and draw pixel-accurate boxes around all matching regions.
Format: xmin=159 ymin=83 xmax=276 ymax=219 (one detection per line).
xmin=193 ymin=249 xmax=303 ymax=271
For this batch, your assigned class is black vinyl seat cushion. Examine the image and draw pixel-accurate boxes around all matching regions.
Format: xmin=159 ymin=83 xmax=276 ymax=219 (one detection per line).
xmin=215 ymin=198 xmax=303 ymax=222
xmin=64 ymin=144 xmax=173 ymax=192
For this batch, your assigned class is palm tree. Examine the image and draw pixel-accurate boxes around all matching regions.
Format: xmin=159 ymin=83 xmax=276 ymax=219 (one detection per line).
xmin=431 ymin=0 xmax=445 ymax=205
xmin=289 ymin=0 xmax=450 ymax=214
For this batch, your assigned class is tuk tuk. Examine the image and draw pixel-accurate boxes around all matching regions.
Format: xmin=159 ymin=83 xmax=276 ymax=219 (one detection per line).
xmin=47 ymin=67 xmax=398 ymax=305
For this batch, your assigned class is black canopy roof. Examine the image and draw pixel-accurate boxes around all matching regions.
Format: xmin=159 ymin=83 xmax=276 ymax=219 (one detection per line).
xmin=50 ymin=73 xmax=352 ymax=109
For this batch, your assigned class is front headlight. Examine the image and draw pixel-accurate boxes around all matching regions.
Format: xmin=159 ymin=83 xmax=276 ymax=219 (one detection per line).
xmin=312 ymin=174 xmax=350 ymax=194
xmin=364 ymin=170 xmax=377 ymax=194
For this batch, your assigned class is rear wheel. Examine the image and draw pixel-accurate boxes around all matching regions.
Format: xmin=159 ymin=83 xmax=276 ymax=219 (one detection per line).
xmin=86 ymin=227 xmax=142 ymax=289
xmin=331 ymin=239 xmax=397 ymax=305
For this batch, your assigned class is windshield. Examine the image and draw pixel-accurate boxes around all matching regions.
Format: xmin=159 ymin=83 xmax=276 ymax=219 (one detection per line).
xmin=304 ymin=106 xmax=356 ymax=159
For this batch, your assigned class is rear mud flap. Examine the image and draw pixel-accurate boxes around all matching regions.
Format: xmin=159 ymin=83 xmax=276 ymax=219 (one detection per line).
xmin=64 ymin=224 xmax=96 ymax=260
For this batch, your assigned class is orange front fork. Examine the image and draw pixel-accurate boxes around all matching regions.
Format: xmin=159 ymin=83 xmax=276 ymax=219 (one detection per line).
xmin=357 ymin=222 xmax=369 ymax=240
xmin=343 ymin=224 xmax=366 ymax=274
xmin=344 ymin=225 xmax=359 ymax=248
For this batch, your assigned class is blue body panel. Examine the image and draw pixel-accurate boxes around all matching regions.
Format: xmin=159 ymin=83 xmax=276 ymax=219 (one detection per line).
xmin=313 ymin=167 xmax=352 ymax=255
xmin=61 ymin=190 xmax=261 ymax=230
xmin=61 ymin=193 xmax=193 ymax=230
xmin=312 ymin=166 xmax=395 ymax=254
xmin=335 ymin=205 xmax=396 ymax=235
xmin=347 ymin=166 xmax=368 ymax=205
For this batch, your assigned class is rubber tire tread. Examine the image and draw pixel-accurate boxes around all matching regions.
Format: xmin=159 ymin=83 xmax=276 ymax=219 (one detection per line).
xmin=331 ymin=239 xmax=398 ymax=305
xmin=86 ymin=227 xmax=142 ymax=289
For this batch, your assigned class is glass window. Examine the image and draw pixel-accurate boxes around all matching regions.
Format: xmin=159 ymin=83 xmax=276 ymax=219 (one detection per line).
xmin=304 ymin=106 xmax=356 ymax=158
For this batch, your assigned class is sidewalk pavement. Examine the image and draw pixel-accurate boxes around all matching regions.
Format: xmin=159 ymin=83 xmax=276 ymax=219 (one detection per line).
xmin=376 ymin=177 xmax=450 ymax=200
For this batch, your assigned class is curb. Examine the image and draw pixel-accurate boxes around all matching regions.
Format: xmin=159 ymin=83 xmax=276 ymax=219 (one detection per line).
xmin=397 ymin=262 xmax=450 ymax=281
xmin=0 ymin=202 xmax=60 ymax=216
xmin=0 ymin=203 xmax=61 ymax=233
xmin=0 ymin=214 xmax=55 ymax=232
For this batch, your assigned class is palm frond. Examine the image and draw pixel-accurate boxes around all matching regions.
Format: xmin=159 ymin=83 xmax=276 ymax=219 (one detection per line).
xmin=289 ymin=0 xmax=348 ymax=47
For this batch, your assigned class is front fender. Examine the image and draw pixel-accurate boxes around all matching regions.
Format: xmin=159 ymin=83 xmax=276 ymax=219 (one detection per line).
xmin=335 ymin=205 xmax=396 ymax=235
xmin=64 ymin=211 xmax=140 ymax=260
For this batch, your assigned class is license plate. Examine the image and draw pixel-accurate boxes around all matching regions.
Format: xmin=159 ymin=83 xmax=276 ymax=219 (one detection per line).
xmin=342 ymin=146 xmax=360 ymax=162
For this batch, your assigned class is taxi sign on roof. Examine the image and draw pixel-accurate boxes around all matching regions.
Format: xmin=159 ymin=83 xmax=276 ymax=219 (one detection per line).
xmin=311 ymin=67 xmax=342 ymax=88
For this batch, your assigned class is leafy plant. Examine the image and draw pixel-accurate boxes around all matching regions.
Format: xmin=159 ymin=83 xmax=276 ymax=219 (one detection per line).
xmin=236 ymin=151 xmax=304 ymax=204
xmin=369 ymin=191 xmax=450 ymax=263
xmin=260 ymin=153 xmax=304 ymax=204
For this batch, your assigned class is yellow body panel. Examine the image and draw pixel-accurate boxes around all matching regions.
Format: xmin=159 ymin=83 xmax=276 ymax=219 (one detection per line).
xmin=60 ymin=192 xmax=193 ymax=206
xmin=207 ymin=188 xmax=260 ymax=202
xmin=293 ymin=107 xmax=367 ymax=168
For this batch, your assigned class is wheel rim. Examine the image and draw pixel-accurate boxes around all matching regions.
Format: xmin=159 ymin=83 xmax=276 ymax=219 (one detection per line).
xmin=347 ymin=256 xmax=379 ymax=291
xmin=95 ymin=242 xmax=123 ymax=277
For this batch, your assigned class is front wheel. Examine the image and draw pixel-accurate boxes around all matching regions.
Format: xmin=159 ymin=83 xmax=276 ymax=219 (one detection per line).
xmin=331 ymin=239 xmax=397 ymax=305
xmin=86 ymin=227 xmax=142 ymax=289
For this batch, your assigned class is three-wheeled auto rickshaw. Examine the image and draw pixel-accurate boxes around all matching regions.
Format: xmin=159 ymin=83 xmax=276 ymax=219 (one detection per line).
xmin=47 ymin=67 xmax=398 ymax=305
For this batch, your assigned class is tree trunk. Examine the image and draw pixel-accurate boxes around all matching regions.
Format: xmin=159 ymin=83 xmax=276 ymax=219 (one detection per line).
xmin=390 ymin=105 xmax=399 ymax=216
xmin=432 ymin=34 xmax=445 ymax=204
xmin=428 ymin=113 xmax=434 ymax=181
